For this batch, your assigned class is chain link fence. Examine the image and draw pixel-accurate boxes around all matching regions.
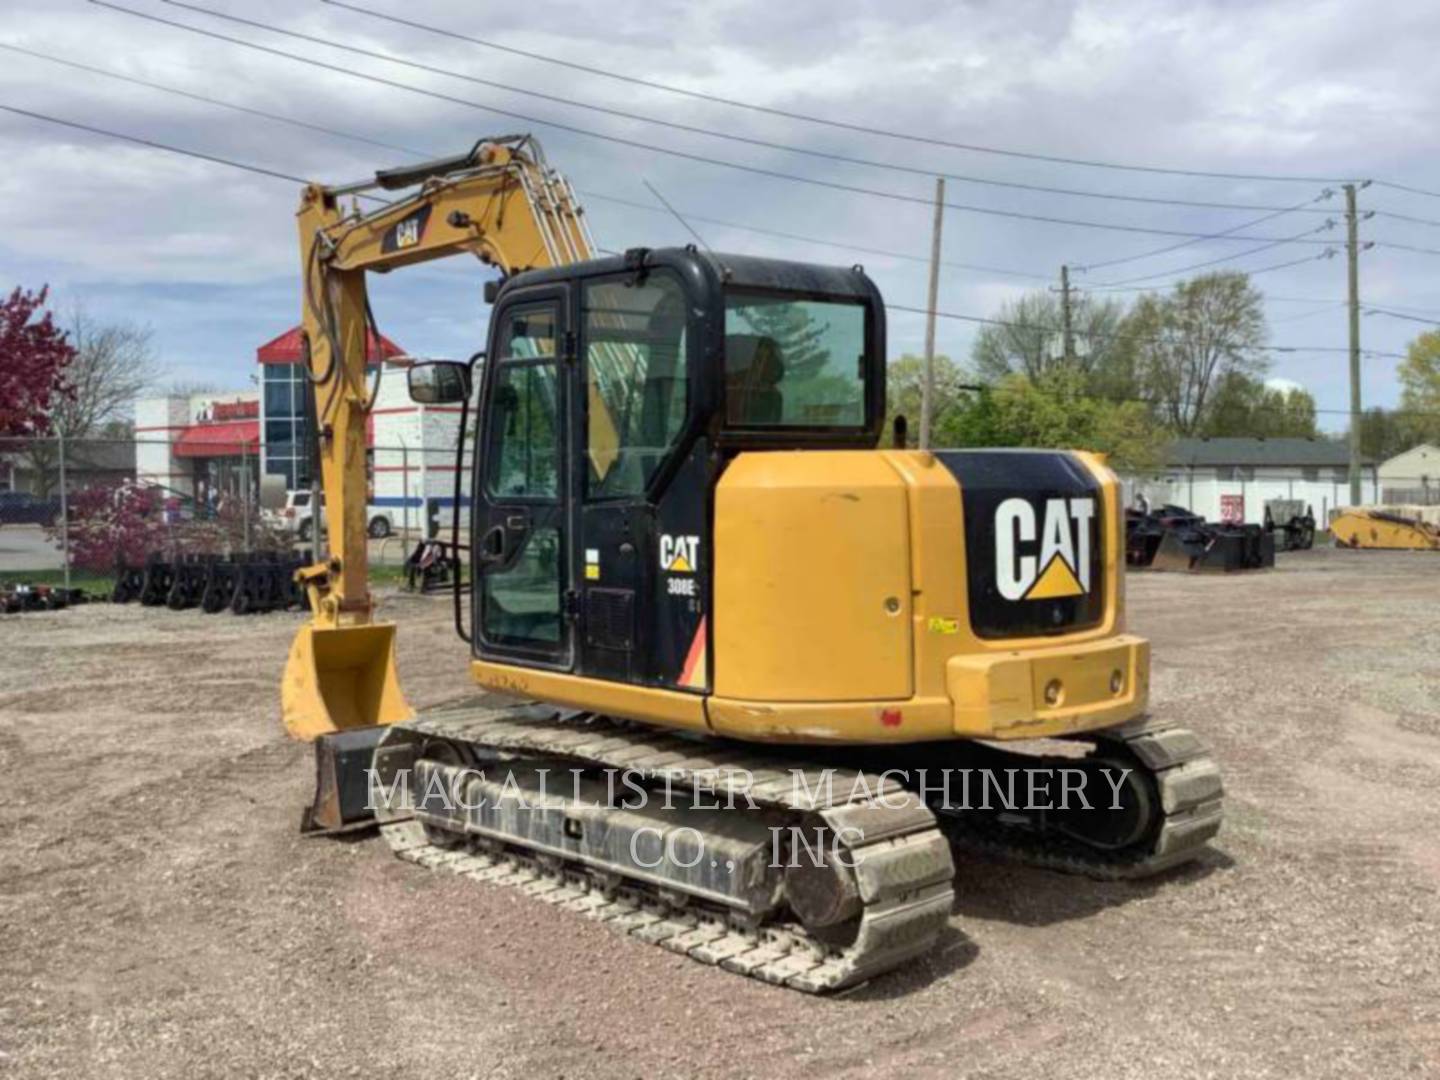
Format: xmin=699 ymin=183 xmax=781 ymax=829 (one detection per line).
xmin=0 ymin=435 xmax=470 ymax=595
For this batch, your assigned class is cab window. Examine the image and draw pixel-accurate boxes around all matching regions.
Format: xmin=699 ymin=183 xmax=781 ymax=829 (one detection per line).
xmin=724 ymin=291 xmax=867 ymax=429
xmin=583 ymin=272 xmax=689 ymax=498
xmin=485 ymin=304 xmax=561 ymax=499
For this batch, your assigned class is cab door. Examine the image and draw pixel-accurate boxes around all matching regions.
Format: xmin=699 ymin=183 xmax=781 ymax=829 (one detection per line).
xmin=472 ymin=287 xmax=574 ymax=670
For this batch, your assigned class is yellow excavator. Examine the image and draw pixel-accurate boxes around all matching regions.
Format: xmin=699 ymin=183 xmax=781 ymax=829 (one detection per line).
xmin=283 ymin=136 xmax=1223 ymax=993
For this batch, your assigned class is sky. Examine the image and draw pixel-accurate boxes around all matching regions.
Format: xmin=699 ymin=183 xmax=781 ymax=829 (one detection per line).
xmin=1 ymin=0 xmax=1438 ymax=431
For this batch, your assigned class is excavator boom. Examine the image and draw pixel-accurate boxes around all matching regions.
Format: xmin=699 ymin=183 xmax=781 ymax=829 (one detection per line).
xmin=282 ymin=135 xmax=591 ymax=741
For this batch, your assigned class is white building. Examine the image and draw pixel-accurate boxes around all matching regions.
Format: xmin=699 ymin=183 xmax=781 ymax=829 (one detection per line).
xmin=134 ymin=391 xmax=261 ymax=501
xmin=1378 ymin=443 xmax=1440 ymax=504
xmin=1127 ymin=437 xmax=1380 ymax=525
xmin=367 ymin=365 xmax=473 ymax=534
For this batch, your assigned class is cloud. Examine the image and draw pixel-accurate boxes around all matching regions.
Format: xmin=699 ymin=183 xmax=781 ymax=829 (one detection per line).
xmin=0 ymin=0 xmax=1434 ymax=423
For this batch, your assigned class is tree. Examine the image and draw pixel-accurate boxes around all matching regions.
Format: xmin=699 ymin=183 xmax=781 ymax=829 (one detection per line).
xmin=885 ymin=353 xmax=970 ymax=445
xmin=1353 ymin=406 xmax=1415 ymax=462
xmin=945 ymin=367 xmax=1166 ymax=470
xmin=24 ymin=306 xmax=160 ymax=495
xmin=972 ymin=291 xmax=1137 ymax=397
xmin=0 ymin=286 xmax=75 ymax=438
xmin=47 ymin=305 xmax=160 ymax=437
xmin=1203 ymin=373 xmax=1318 ymax=438
xmin=1129 ymin=272 xmax=1268 ymax=434
xmin=1396 ymin=329 xmax=1440 ymax=447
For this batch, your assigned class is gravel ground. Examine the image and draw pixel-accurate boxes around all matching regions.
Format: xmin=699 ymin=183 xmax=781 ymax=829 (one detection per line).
xmin=1 ymin=547 xmax=1438 ymax=1079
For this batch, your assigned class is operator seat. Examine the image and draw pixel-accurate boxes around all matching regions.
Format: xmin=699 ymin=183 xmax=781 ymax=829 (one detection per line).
xmin=725 ymin=334 xmax=785 ymax=425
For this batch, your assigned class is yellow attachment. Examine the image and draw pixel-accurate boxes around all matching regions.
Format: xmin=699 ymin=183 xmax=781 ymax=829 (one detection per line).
xmin=1331 ymin=508 xmax=1440 ymax=550
xmin=282 ymin=623 xmax=413 ymax=741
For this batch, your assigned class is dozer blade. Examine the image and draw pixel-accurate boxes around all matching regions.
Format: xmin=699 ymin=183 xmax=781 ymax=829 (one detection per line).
xmin=282 ymin=622 xmax=413 ymax=742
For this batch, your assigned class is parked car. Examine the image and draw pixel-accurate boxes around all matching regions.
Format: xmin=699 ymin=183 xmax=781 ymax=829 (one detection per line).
xmin=0 ymin=490 xmax=62 ymax=526
xmin=268 ymin=490 xmax=395 ymax=541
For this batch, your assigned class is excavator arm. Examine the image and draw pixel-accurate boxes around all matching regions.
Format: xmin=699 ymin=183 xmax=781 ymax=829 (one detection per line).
xmin=282 ymin=135 xmax=593 ymax=741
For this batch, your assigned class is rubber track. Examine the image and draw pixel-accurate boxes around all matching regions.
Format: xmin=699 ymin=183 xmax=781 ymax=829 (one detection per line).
xmin=940 ymin=716 xmax=1224 ymax=880
xmin=377 ymin=702 xmax=955 ymax=993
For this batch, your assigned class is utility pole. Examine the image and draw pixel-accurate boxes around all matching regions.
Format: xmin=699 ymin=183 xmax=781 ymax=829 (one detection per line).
xmin=57 ymin=430 xmax=70 ymax=591
xmin=1345 ymin=183 xmax=1362 ymax=506
xmin=1060 ymin=264 xmax=1076 ymax=364
xmin=919 ymin=176 xmax=945 ymax=449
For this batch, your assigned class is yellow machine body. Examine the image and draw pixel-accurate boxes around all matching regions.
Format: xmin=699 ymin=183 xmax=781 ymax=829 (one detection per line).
xmin=1331 ymin=507 xmax=1440 ymax=550
xmin=472 ymin=448 xmax=1146 ymax=745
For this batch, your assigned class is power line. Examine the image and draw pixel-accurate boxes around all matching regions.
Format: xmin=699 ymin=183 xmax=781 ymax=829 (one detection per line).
xmin=118 ymin=0 xmax=1348 ymax=218
xmin=1269 ymin=301 xmax=1349 ymax=325
xmin=1372 ymin=209 xmax=1440 ymax=228
xmin=885 ymin=302 xmax=1408 ymax=358
xmin=1073 ymin=193 xmax=1333 ymax=273
xmin=0 ymin=42 xmax=425 ymax=159
xmin=0 ymin=102 xmax=311 ymax=185
xmin=0 ymin=41 xmax=1053 ymax=281
xmin=86 ymin=1 xmax=1345 ymax=245
xmin=1372 ymin=179 xmax=1440 ymax=200
xmin=0 ymin=100 xmax=1407 ymax=365
xmin=1359 ymin=299 xmax=1440 ymax=319
xmin=581 ymin=190 xmax=1051 ymax=279
xmin=1373 ymin=240 xmax=1440 ymax=257
xmin=1366 ymin=308 xmax=1439 ymax=326
xmin=1079 ymin=252 xmax=1340 ymax=295
xmin=317 ymin=0 xmax=1355 ymax=187
xmin=1086 ymin=222 xmax=1339 ymax=289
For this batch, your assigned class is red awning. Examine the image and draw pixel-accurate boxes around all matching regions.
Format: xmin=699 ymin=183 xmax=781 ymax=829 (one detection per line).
xmin=256 ymin=325 xmax=405 ymax=365
xmin=173 ymin=420 xmax=260 ymax=458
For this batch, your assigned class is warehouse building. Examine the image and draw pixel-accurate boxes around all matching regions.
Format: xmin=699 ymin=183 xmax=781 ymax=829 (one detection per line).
xmin=1127 ymin=437 xmax=1380 ymax=525
xmin=1377 ymin=443 xmax=1440 ymax=504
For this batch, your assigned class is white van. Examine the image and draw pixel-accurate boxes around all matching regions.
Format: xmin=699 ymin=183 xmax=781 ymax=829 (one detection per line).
xmin=269 ymin=491 xmax=396 ymax=541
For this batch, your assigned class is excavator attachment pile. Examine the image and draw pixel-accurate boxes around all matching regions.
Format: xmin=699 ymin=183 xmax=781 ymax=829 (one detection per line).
xmin=1331 ymin=506 xmax=1440 ymax=550
xmin=1127 ymin=504 xmax=1275 ymax=572
xmin=1264 ymin=499 xmax=1317 ymax=552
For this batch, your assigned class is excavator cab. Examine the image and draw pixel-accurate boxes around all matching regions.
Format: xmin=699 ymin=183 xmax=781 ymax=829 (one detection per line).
xmin=407 ymin=246 xmax=886 ymax=707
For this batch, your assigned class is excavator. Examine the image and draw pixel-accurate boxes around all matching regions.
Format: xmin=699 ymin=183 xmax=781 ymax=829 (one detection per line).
xmin=282 ymin=135 xmax=1224 ymax=992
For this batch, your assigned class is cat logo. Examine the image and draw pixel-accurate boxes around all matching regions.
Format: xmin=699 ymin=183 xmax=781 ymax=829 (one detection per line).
xmin=995 ymin=497 xmax=1095 ymax=602
xmin=382 ymin=205 xmax=431 ymax=253
xmin=659 ymin=534 xmax=700 ymax=574
xmin=394 ymin=216 xmax=422 ymax=248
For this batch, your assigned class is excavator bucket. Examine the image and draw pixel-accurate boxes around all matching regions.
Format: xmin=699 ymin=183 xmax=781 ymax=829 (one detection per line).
xmin=281 ymin=622 xmax=412 ymax=742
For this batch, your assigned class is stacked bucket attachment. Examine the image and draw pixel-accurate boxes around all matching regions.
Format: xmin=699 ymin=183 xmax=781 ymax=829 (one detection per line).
xmin=112 ymin=550 xmax=310 ymax=614
xmin=1127 ymin=504 xmax=1275 ymax=572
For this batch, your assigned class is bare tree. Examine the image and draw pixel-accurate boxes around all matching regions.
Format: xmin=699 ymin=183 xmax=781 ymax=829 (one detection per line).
xmin=50 ymin=305 xmax=161 ymax=436
xmin=26 ymin=305 xmax=160 ymax=495
xmin=972 ymin=291 xmax=1135 ymax=394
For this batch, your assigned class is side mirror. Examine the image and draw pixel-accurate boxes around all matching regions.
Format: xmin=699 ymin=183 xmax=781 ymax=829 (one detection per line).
xmin=408 ymin=361 xmax=471 ymax=405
